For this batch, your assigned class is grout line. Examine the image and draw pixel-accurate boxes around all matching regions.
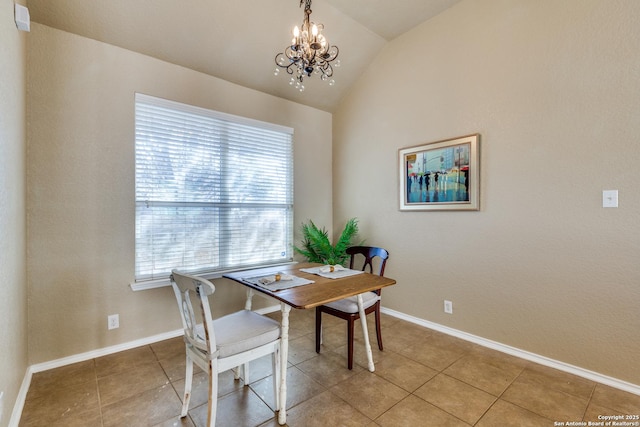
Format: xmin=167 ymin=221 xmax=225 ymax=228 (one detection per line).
xmin=381 ymin=307 xmax=640 ymax=397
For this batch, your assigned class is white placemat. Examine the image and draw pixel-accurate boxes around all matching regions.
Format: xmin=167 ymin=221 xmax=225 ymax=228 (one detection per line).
xmin=242 ymin=274 xmax=315 ymax=291
xmin=299 ymin=266 xmax=365 ymax=279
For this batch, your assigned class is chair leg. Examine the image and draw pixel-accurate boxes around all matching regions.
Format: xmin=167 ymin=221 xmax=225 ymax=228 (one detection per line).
xmin=315 ymin=307 xmax=322 ymax=353
xmin=207 ymin=359 xmax=218 ymax=427
xmin=347 ymin=317 xmax=355 ymax=370
xmin=232 ymin=366 xmax=240 ymax=380
xmin=181 ymin=352 xmax=193 ymax=418
xmin=242 ymin=362 xmax=250 ymax=385
xmin=374 ymin=304 xmax=383 ymax=351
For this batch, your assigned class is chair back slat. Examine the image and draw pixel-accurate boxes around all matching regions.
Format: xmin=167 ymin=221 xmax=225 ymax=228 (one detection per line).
xmin=346 ymin=246 xmax=389 ymax=276
xmin=170 ymin=270 xmax=217 ymax=355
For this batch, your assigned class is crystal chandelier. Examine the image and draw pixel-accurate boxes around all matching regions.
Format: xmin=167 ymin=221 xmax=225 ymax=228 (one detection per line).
xmin=274 ymin=0 xmax=340 ymax=92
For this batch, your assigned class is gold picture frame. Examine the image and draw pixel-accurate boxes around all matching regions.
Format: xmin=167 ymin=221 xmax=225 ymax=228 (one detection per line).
xmin=399 ymin=134 xmax=480 ymax=211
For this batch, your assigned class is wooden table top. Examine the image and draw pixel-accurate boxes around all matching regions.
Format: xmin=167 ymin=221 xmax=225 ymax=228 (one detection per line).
xmin=224 ymin=262 xmax=396 ymax=310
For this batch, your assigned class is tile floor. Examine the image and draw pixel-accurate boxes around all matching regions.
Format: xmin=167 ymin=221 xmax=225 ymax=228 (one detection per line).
xmin=20 ymin=309 xmax=640 ymax=426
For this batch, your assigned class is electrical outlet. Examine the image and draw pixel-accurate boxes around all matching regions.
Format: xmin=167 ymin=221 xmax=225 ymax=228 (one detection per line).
xmin=444 ymin=300 xmax=453 ymax=314
xmin=108 ymin=314 xmax=119 ymax=330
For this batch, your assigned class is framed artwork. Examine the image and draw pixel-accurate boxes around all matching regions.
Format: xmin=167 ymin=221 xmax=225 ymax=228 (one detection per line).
xmin=398 ymin=134 xmax=480 ymax=211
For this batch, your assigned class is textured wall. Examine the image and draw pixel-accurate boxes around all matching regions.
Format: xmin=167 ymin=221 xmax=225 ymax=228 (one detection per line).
xmin=0 ymin=0 xmax=28 ymax=424
xmin=333 ymin=0 xmax=640 ymax=385
xmin=27 ymin=23 xmax=332 ymax=364
xmin=0 ymin=0 xmax=27 ymax=426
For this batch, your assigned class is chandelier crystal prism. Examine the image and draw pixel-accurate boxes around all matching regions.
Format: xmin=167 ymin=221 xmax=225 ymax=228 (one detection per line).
xmin=274 ymin=0 xmax=340 ymax=92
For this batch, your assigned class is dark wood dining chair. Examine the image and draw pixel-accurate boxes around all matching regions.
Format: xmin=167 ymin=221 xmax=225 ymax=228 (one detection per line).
xmin=315 ymin=245 xmax=390 ymax=369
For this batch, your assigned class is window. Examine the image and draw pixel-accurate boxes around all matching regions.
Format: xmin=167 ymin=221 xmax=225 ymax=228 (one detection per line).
xmin=135 ymin=94 xmax=294 ymax=282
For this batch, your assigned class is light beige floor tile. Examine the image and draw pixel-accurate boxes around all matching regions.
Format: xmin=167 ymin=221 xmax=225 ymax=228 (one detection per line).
xmin=250 ymin=365 xmax=326 ymax=411
xmin=286 ymin=334 xmax=320 ymax=365
xmin=516 ymin=364 xmax=596 ymax=400
xmin=414 ymin=374 xmax=497 ymax=425
xmin=20 ymin=412 xmax=102 ymax=427
xmin=244 ymin=353 xmax=280 ymax=384
xmin=188 ymin=387 xmax=275 ymax=427
xmin=501 ymin=378 xmax=590 ymax=421
xmin=443 ymin=352 xmax=524 ymax=396
xmin=317 ymin=323 xmax=351 ymax=351
xmin=296 ymin=350 xmax=363 ymax=387
xmin=25 ymin=360 xmax=96 ymax=401
xmin=398 ymin=337 xmax=468 ymax=372
xmin=172 ymin=368 xmax=247 ymax=410
xmin=378 ymin=311 xmax=402 ymax=329
xmin=476 ymin=399 xmax=553 ymax=427
xmin=101 ymin=384 xmax=182 ymax=427
xmin=98 ymin=360 xmax=171 ymax=406
xmin=152 ymin=415 xmax=196 ymax=427
xmin=377 ymin=321 xmax=433 ymax=354
xmin=583 ymin=402 xmax=627 ymax=423
xmin=151 ymin=336 xmax=185 ymax=361
xmin=20 ymin=314 xmax=640 ymax=427
xmin=331 ymin=338 xmax=386 ymax=370
xmin=466 ymin=346 xmax=528 ymax=373
xmin=262 ymin=390 xmax=372 ymax=427
xmin=19 ymin=379 xmax=100 ymax=427
xmin=369 ymin=350 xmax=438 ymax=392
xmin=375 ymin=394 xmax=470 ymax=427
xmin=95 ymin=344 xmax=158 ymax=378
xmin=425 ymin=330 xmax=476 ymax=351
xmin=591 ymin=384 xmax=640 ymax=414
xmin=159 ymin=351 xmax=199 ymax=382
xmin=330 ymin=371 xmax=409 ymax=420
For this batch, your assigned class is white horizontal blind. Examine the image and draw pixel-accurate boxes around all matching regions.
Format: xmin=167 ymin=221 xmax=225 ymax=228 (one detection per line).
xmin=135 ymin=94 xmax=294 ymax=281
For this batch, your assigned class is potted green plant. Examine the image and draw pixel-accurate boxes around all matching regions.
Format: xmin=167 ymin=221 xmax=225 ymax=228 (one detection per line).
xmin=294 ymin=218 xmax=359 ymax=266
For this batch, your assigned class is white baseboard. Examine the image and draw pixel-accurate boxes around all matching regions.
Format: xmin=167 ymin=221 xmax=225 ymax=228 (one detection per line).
xmin=9 ymin=306 xmax=278 ymax=425
xmin=9 ymin=329 xmax=183 ymax=427
xmin=381 ymin=307 xmax=640 ymax=397
xmin=8 ymin=370 xmax=31 ymax=427
xmin=29 ymin=329 xmax=184 ymax=374
xmin=10 ymin=306 xmax=639 ymax=426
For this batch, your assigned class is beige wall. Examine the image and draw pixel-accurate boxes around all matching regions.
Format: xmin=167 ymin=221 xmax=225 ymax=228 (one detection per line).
xmin=334 ymin=0 xmax=640 ymax=385
xmin=27 ymin=23 xmax=332 ymax=364
xmin=0 ymin=0 xmax=28 ymax=424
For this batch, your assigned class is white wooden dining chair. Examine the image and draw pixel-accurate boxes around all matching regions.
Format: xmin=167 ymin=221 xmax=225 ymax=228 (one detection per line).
xmin=170 ymin=270 xmax=281 ymax=426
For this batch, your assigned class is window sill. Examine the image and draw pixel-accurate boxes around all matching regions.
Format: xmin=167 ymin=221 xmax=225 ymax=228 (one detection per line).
xmin=129 ymin=261 xmax=298 ymax=291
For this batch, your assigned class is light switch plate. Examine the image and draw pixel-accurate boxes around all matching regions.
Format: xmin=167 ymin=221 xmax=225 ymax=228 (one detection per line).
xmin=602 ymin=190 xmax=618 ymax=208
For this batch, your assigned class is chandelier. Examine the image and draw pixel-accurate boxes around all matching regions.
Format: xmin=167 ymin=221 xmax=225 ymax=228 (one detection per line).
xmin=274 ymin=0 xmax=340 ymax=92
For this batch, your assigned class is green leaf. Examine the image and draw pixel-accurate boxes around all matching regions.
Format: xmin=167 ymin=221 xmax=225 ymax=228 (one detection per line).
xmin=294 ymin=217 xmax=360 ymax=266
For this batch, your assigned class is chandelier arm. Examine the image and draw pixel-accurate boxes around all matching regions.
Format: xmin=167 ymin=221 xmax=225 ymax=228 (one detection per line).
xmin=319 ymin=63 xmax=333 ymax=77
xmin=275 ymin=0 xmax=338 ymax=86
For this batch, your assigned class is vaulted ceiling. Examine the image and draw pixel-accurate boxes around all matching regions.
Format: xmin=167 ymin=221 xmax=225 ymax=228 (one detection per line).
xmin=27 ymin=0 xmax=463 ymax=112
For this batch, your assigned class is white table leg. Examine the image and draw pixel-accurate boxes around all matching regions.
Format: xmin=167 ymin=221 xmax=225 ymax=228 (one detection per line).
xmin=357 ymin=293 xmax=375 ymax=372
xmin=278 ymin=303 xmax=291 ymax=425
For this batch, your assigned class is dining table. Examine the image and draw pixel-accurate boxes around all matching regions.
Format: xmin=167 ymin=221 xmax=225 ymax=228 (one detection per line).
xmin=224 ymin=262 xmax=396 ymax=425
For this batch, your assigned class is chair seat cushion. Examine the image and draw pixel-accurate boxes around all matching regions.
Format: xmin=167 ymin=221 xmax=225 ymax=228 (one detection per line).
xmin=209 ymin=310 xmax=281 ymax=358
xmin=322 ymin=291 xmax=380 ymax=314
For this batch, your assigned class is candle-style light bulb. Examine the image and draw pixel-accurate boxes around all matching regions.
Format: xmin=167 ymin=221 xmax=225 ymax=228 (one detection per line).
xmin=312 ymin=24 xmax=318 ymax=37
xmin=293 ymin=26 xmax=300 ymax=38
